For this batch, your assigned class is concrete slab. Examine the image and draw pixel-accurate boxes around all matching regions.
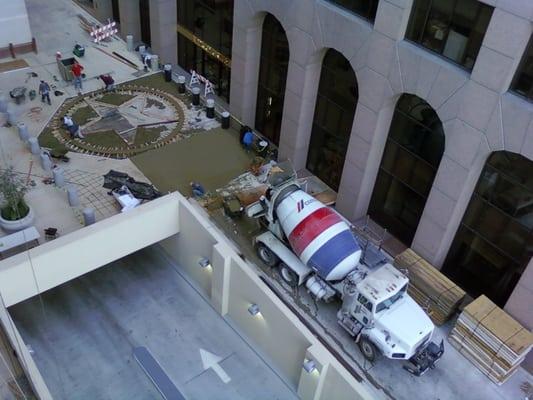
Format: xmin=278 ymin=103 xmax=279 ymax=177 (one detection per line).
xmin=131 ymin=128 xmax=254 ymax=195
xmin=9 ymin=245 xmax=298 ymax=400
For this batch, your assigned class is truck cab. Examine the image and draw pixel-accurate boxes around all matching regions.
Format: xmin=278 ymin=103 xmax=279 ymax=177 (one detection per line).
xmin=338 ymin=264 xmax=443 ymax=374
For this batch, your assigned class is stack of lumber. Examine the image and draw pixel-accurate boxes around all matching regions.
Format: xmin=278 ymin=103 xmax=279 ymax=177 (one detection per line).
xmin=394 ymin=249 xmax=465 ymax=325
xmin=449 ymin=295 xmax=533 ymax=384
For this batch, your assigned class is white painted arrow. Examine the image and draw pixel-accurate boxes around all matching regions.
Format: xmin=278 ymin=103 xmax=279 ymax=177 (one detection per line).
xmin=199 ymin=349 xmax=231 ymax=384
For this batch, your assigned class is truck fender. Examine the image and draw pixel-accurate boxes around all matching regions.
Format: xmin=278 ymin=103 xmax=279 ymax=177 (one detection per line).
xmin=357 ymin=331 xmax=382 ymax=354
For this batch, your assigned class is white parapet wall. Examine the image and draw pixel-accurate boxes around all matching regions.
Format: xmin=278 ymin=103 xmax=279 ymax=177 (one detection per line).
xmin=0 ymin=191 xmax=380 ymax=400
xmin=0 ymin=192 xmax=181 ymax=307
xmin=0 ymin=0 xmax=32 ymax=48
xmin=160 ymin=198 xmax=382 ymax=400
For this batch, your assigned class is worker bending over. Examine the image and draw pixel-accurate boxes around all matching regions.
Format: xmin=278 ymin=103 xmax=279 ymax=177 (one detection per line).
xmin=99 ymin=74 xmax=115 ymax=91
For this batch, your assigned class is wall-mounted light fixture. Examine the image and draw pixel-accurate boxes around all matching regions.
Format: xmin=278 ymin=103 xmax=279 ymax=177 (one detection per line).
xmin=198 ymin=257 xmax=211 ymax=269
xmin=248 ymin=303 xmax=260 ymax=316
xmin=303 ymin=359 xmax=317 ymax=374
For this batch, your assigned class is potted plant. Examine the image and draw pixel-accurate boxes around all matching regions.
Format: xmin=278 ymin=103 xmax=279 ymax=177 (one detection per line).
xmin=0 ymin=167 xmax=34 ymax=232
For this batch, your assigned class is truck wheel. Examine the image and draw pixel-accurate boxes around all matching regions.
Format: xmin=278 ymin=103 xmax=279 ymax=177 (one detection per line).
xmin=278 ymin=263 xmax=298 ymax=287
xmin=359 ymin=337 xmax=379 ymax=362
xmin=256 ymin=243 xmax=279 ymax=267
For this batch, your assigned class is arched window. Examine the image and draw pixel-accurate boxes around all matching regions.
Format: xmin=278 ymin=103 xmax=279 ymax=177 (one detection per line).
xmin=368 ymin=94 xmax=444 ymax=245
xmin=255 ymin=14 xmax=289 ymax=146
xmin=442 ymin=152 xmax=533 ymax=306
xmin=306 ymin=49 xmax=358 ymax=191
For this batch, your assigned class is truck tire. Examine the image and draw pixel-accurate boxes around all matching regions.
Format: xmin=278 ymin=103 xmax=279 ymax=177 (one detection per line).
xmin=256 ymin=243 xmax=279 ymax=267
xmin=278 ymin=263 xmax=298 ymax=287
xmin=359 ymin=336 xmax=379 ymax=362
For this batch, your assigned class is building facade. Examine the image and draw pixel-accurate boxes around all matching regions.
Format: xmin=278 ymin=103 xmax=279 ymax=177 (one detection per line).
xmin=228 ymin=0 xmax=533 ymax=339
xmin=80 ymin=0 xmax=533 ymax=366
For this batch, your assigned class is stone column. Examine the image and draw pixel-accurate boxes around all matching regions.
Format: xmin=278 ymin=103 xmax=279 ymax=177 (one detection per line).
xmin=149 ymin=0 xmax=177 ymax=65
xmin=118 ymin=0 xmax=141 ymax=45
xmin=276 ymin=27 xmax=321 ymax=170
xmin=93 ymin=0 xmax=113 ymax=23
xmin=229 ymin=3 xmax=263 ymax=126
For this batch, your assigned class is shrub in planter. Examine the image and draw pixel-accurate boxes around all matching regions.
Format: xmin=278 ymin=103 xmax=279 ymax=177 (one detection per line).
xmin=0 ymin=167 xmax=30 ymax=221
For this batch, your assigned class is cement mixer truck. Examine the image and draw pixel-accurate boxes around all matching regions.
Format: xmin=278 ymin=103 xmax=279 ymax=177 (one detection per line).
xmin=246 ymin=164 xmax=444 ymax=375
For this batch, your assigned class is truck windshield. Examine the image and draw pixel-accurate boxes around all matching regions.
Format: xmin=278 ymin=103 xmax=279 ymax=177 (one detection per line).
xmin=375 ymin=284 xmax=407 ymax=313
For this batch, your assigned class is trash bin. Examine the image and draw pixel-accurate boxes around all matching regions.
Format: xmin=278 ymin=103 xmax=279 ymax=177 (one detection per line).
xmin=221 ymin=111 xmax=230 ymax=129
xmin=206 ymin=99 xmax=215 ymax=119
xmin=192 ymin=87 xmax=200 ymax=106
xmin=57 ymin=57 xmax=75 ymax=81
xmin=178 ymin=76 xmax=186 ymax=93
xmin=73 ymin=44 xmax=85 ymax=57
xmin=164 ymin=64 xmax=172 ymax=82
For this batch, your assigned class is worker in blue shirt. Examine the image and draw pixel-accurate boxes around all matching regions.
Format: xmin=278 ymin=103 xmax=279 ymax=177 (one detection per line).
xmin=190 ymin=181 xmax=205 ymax=198
xmin=242 ymin=129 xmax=254 ymax=150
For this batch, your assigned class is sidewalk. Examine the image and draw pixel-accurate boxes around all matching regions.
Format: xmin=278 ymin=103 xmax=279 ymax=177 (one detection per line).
xmin=0 ymin=0 xmax=151 ymax=243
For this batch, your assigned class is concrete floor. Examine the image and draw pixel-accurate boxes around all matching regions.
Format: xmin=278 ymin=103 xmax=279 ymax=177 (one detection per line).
xmin=132 ymin=128 xmax=253 ymax=195
xmin=9 ymin=245 xmax=298 ymax=400
xmin=210 ymin=208 xmax=533 ymax=400
xmin=0 ymin=0 xmax=154 ymax=392
xmin=0 ymin=0 xmax=152 ymax=241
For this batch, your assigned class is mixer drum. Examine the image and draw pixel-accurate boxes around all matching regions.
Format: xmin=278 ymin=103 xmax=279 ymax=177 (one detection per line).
xmin=276 ymin=189 xmax=361 ymax=281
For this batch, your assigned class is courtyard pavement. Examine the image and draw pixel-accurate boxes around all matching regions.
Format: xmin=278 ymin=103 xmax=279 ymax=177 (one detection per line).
xmin=0 ymin=0 xmax=154 ymax=244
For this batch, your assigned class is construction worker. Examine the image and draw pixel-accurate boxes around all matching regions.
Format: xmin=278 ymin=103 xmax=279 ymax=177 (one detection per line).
xmin=71 ymin=60 xmax=84 ymax=93
xmin=99 ymin=74 xmax=115 ymax=91
xmin=38 ymin=80 xmax=51 ymax=105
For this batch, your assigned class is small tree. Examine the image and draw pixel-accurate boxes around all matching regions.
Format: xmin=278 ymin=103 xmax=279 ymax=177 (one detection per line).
xmin=0 ymin=167 xmax=30 ymax=221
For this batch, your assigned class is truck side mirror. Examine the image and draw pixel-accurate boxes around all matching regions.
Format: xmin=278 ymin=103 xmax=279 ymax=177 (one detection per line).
xmin=355 ymin=305 xmax=361 ymax=313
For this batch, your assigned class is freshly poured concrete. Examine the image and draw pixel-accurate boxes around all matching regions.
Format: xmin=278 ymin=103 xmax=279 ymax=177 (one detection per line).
xmin=10 ymin=245 xmax=297 ymax=400
xmin=132 ymin=128 xmax=253 ymax=195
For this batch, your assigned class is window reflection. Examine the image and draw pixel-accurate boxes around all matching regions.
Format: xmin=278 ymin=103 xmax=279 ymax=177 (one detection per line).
xmin=255 ymin=14 xmax=289 ymax=145
xmin=406 ymin=0 xmax=493 ymax=70
xmin=368 ymin=94 xmax=444 ymax=245
xmin=140 ymin=0 xmax=151 ymax=47
xmin=306 ymin=49 xmax=358 ymax=191
xmin=177 ymin=0 xmax=233 ymax=102
xmin=326 ymin=0 xmax=379 ymax=22
xmin=443 ymin=152 xmax=533 ymax=306
xmin=512 ymin=36 xmax=533 ymax=101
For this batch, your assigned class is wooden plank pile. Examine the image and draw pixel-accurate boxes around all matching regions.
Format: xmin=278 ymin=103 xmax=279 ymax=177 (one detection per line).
xmin=394 ymin=249 xmax=465 ymax=325
xmin=449 ymin=295 xmax=533 ymax=384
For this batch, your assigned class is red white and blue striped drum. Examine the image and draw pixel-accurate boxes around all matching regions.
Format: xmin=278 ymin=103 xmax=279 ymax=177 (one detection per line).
xmin=276 ymin=189 xmax=361 ymax=281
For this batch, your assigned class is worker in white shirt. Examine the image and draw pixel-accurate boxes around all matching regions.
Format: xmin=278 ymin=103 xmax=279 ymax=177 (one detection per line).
xmin=63 ymin=115 xmax=84 ymax=139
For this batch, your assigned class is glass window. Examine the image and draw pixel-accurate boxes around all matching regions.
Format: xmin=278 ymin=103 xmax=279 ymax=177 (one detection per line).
xmin=255 ymin=14 xmax=289 ymax=145
xmin=512 ymin=36 xmax=533 ymax=101
xmin=375 ymin=284 xmax=407 ymax=313
xmin=406 ymin=0 xmax=494 ymax=70
xmin=442 ymin=152 xmax=533 ymax=307
xmin=357 ymin=294 xmax=373 ymax=311
xmin=177 ymin=0 xmax=234 ymax=57
xmin=368 ymin=94 xmax=444 ymax=245
xmin=326 ymin=0 xmax=379 ymax=22
xmin=139 ymin=0 xmax=151 ymax=46
xmin=177 ymin=0 xmax=234 ymax=102
xmin=306 ymin=49 xmax=358 ymax=191
xmin=111 ymin=0 xmax=120 ymax=23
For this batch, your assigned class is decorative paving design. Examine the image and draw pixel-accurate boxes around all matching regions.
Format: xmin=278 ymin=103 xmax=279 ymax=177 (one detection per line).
xmin=64 ymin=169 xmax=120 ymax=221
xmin=46 ymin=84 xmax=188 ymax=158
